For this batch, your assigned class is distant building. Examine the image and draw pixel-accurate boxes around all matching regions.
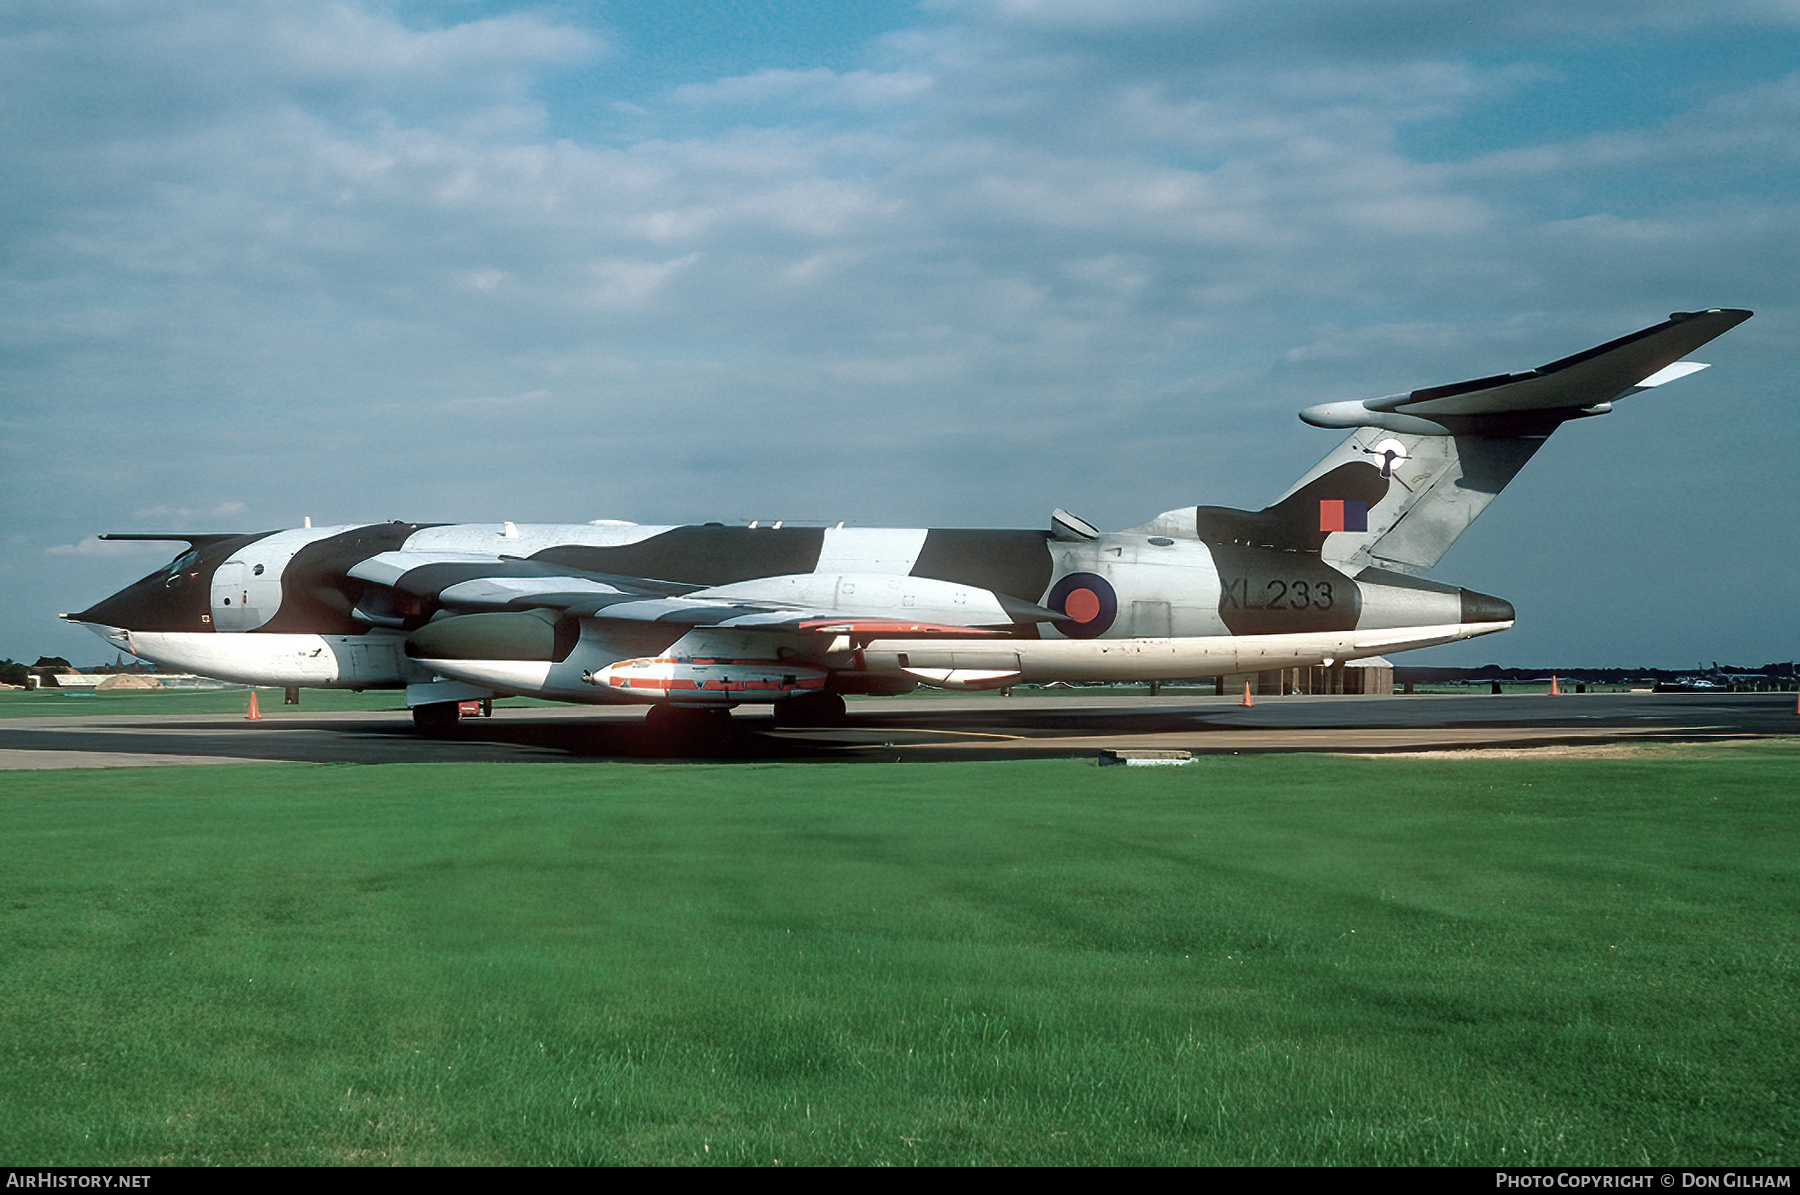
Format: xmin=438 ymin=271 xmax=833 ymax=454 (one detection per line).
xmin=1221 ymin=657 xmax=1393 ymax=697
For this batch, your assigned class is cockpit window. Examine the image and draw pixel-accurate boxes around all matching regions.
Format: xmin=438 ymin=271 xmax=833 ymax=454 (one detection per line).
xmin=164 ymin=549 xmax=201 ymax=589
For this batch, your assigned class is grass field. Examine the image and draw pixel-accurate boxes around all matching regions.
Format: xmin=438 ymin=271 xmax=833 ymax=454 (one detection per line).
xmin=1 ymin=745 xmax=1795 ymax=1165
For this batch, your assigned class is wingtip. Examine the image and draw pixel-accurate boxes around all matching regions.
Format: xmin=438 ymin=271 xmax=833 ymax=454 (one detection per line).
xmin=1671 ymin=308 xmax=1753 ymax=323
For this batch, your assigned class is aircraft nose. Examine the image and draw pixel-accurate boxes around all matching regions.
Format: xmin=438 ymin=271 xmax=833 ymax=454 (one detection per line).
xmin=67 ymin=560 xmax=216 ymax=634
xmin=61 ymin=618 xmax=134 ymax=654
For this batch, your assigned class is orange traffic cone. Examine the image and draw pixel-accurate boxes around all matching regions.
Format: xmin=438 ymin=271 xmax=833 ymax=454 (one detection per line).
xmin=1549 ymin=675 xmax=1561 ymax=696
xmin=1241 ymin=682 xmax=1254 ymax=707
xmin=246 ymin=690 xmax=262 ymax=721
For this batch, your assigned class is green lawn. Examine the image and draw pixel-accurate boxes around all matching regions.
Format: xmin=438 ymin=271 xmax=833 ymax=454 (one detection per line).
xmin=1 ymin=746 xmax=1795 ymax=1165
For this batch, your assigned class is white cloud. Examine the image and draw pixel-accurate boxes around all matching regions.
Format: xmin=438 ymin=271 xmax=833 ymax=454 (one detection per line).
xmin=126 ymin=503 xmax=251 ymax=525
xmin=673 ymin=67 xmax=933 ymax=109
xmin=13 ymin=1 xmax=599 ymax=98
xmin=583 ymin=253 xmax=702 ymax=307
xmin=44 ymin=538 xmax=168 ymax=558
xmin=930 ymin=0 xmax=1232 ymax=30
xmin=442 ymin=389 xmax=554 ymax=412
xmin=938 ymin=0 xmax=1800 ymax=40
xmin=264 ymin=3 xmax=598 ymax=83
xmin=1451 ymin=70 xmax=1800 ymax=182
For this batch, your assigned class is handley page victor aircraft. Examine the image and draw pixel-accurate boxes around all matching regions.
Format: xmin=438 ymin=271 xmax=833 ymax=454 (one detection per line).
xmin=68 ymin=308 xmax=1751 ymax=734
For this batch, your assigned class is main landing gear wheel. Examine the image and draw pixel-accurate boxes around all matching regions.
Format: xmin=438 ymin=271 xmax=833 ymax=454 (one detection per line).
xmin=772 ymin=691 xmax=848 ymax=728
xmin=412 ymin=701 xmax=461 ymax=737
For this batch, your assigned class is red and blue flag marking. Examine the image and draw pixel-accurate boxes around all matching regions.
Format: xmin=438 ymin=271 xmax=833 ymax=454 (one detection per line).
xmin=1319 ymin=499 xmax=1368 ymax=533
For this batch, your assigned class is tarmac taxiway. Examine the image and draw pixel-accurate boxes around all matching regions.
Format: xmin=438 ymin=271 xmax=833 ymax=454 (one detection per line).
xmin=0 ymin=691 xmax=1792 ymax=768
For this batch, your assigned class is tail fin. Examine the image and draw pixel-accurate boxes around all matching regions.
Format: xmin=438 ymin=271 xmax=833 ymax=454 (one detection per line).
xmin=1272 ymin=308 xmax=1751 ymax=575
xmin=1271 ymin=428 xmax=1546 ymax=575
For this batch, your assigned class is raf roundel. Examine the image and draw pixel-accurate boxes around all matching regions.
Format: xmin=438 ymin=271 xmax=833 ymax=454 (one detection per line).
xmin=1048 ymin=572 xmax=1118 ymax=639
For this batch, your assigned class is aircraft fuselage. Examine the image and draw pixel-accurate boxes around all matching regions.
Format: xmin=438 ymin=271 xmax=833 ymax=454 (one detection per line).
xmin=71 ymin=311 xmax=1756 ymax=720
xmin=69 ymin=518 xmax=1510 ymax=704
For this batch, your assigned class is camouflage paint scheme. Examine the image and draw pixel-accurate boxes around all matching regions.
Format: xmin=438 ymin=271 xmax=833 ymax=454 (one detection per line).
xmin=67 ymin=309 xmax=1751 ymax=730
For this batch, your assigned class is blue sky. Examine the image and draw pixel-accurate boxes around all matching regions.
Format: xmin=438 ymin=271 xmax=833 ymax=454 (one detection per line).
xmin=3 ymin=0 xmax=1795 ymax=668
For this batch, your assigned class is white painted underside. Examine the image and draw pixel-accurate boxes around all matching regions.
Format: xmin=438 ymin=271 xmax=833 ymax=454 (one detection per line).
xmin=85 ymin=620 xmax=1508 ymax=703
xmin=410 ymin=657 xmax=554 ymax=697
xmin=862 ymin=621 xmax=1509 ymax=685
xmin=110 ymin=630 xmax=419 ymax=688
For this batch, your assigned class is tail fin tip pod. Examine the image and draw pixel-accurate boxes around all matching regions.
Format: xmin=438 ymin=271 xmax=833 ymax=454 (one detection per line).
xmin=1279 ymin=309 xmax=1751 ymax=576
